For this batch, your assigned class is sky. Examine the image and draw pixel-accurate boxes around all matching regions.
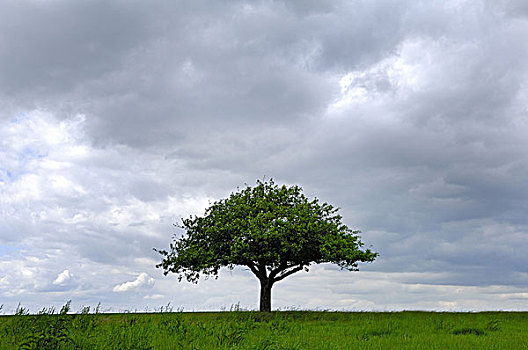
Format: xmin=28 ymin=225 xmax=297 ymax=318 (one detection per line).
xmin=1 ymin=0 xmax=528 ymax=313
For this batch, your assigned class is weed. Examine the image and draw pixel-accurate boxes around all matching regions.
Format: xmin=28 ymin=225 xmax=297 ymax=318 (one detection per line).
xmin=18 ymin=301 xmax=74 ymax=350
xmin=451 ymin=327 xmax=485 ymax=336
xmin=486 ymin=319 xmax=501 ymax=331
xmin=251 ymin=338 xmax=279 ymax=350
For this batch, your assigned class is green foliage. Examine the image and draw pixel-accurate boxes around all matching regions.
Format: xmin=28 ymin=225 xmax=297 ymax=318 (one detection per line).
xmin=486 ymin=319 xmax=501 ymax=332
xmin=451 ymin=327 xmax=485 ymax=336
xmin=156 ymin=178 xmax=377 ymax=285
xmin=16 ymin=301 xmax=73 ymax=350
xmin=0 ymin=301 xmax=103 ymax=350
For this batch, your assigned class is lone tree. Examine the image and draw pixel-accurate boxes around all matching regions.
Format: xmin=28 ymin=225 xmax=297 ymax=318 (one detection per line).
xmin=156 ymin=179 xmax=377 ymax=312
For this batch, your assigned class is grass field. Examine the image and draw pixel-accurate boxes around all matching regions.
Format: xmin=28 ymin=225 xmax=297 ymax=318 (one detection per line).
xmin=0 ymin=302 xmax=527 ymax=349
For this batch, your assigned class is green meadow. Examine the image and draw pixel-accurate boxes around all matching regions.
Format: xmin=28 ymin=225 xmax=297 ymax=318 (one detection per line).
xmin=1 ymin=303 xmax=527 ymax=349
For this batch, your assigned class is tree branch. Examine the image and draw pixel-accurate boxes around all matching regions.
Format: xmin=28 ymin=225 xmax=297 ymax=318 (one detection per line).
xmin=246 ymin=262 xmax=260 ymax=277
xmin=273 ymin=265 xmax=304 ymax=283
xmin=269 ymin=262 xmax=298 ymax=280
xmin=247 ymin=261 xmax=267 ymax=279
xmin=258 ymin=260 xmax=268 ymax=279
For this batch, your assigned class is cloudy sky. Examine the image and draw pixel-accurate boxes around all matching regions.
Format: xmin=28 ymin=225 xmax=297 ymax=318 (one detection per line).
xmin=1 ymin=0 xmax=527 ymax=313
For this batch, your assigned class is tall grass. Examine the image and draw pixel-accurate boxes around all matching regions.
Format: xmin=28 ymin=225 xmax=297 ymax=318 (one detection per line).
xmin=0 ymin=302 xmax=527 ymax=349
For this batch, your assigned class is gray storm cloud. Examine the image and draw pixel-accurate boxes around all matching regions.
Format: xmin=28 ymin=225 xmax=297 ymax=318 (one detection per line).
xmin=0 ymin=0 xmax=527 ymax=312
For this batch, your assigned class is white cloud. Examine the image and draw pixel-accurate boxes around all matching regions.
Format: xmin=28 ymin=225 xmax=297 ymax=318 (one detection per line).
xmin=144 ymin=294 xmax=165 ymax=300
xmin=53 ymin=269 xmax=72 ymax=285
xmin=113 ymin=273 xmax=155 ymax=293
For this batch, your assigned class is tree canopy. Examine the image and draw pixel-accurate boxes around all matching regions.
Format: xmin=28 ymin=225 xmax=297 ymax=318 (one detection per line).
xmin=156 ymin=179 xmax=377 ymax=311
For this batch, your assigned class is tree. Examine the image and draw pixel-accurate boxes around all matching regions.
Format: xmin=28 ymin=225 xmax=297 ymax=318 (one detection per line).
xmin=155 ymin=179 xmax=377 ymax=312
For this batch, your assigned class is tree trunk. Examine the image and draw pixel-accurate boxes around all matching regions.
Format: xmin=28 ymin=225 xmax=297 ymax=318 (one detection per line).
xmin=259 ymin=278 xmax=273 ymax=312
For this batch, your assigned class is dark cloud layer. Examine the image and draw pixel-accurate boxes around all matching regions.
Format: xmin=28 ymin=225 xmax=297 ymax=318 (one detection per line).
xmin=1 ymin=0 xmax=527 ymax=312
